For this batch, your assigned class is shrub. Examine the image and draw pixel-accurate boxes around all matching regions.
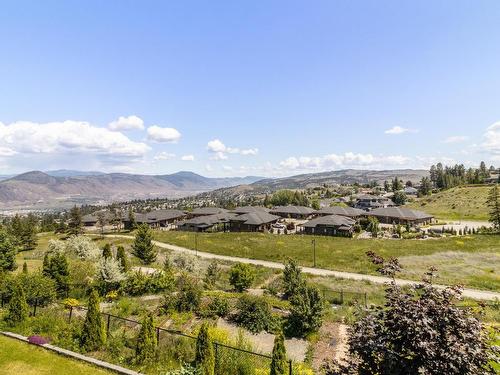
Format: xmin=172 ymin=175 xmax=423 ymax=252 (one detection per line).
xmin=203 ymin=295 xmax=230 ymax=318
xmin=175 ymin=274 xmax=202 ymax=312
xmin=124 ymin=270 xmax=174 ymax=296
xmin=229 ymin=263 xmax=255 ymax=292
xmin=80 ymin=289 xmax=105 ymax=351
xmin=173 ymin=253 xmax=197 ymax=272
xmin=136 ymin=313 xmax=157 ymax=364
xmin=66 ymin=236 xmax=101 ymax=260
xmin=270 ymin=331 xmax=287 ymax=375
xmin=287 ymin=284 xmax=325 ymax=337
xmin=195 ymin=322 xmax=215 ymax=375
xmin=283 ymin=258 xmax=303 ymax=299
xmin=204 ymin=260 xmax=220 ymax=290
xmin=116 ymin=246 xmax=129 ymax=272
xmin=5 ymin=281 xmax=29 ymax=324
xmin=28 ymin=335 xmax=49 ymax=345
xmin=234 ymin=295 xmax=274 ymax=334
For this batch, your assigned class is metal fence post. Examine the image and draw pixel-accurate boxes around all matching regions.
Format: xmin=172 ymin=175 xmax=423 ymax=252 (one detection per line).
xmin=214 ymin=342 xmax=219 ymax=374
xmin=289 ymin=359 xmax=293 ymax=375
xmin=364 ymin=292 xmax=368 ymax=308
xmin=106 ymin=313 xmax=111 ymax=336
xmin=156 ymin=327 xmax=160 ymax=344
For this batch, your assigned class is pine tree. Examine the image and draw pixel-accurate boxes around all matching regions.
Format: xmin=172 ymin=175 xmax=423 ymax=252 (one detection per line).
xmin=135 ymin=313 xmax=157 ymax=363
xmin=283 ymin=258 xmax=303 ymax=300
xmin=0 ymin=229 xmax=17 ymax=272
xmin=102 ymin=243 xmax=112 ymax=259
xmin=67 ymin=205 xmax=83 ymax=235
xmin=6 ymin=282 xmax=29 ymax=324
xmin=80 ymin=289 xmax=105 ymax=351
xmin=487 ymin=184 xmax=500 ymax=231
xmin=42 ymin=252 xmax=70 ymax=295
xmin=204 ymin=260 xmax=220 ymax=290
xmin=195 ymin=322 xmax=215 ymax=375
xmin=127 ymin=206 xmax=136 ymax=230
xmin=270 ymin=331 xmax=287 ymax=375
xmin=116 ymin=246 xmax=129 ymax=272
xmin=22 ymin=261 xmax=28 ymax=273
xmin=132 ymin=224 xmax=156 ymax=264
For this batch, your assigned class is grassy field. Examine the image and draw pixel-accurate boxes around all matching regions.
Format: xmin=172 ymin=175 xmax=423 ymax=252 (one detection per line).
xmin=152 ymin=231 xmax=500 ymax=291
xmin=0 ymin=335 xmax=112 ymax=375
xmin=405 ymin=185 xmax=491 ymax=221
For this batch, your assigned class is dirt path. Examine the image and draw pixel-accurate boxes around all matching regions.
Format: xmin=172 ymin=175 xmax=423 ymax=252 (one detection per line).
xmin=99 ymin=234 xmax=500 ymax=301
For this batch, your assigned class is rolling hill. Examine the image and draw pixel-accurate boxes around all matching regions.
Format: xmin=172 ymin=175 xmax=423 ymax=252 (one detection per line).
xmin=406 ymin=185 xmax=491 ymax=221
xmin=0 ymin=171 xmax=263 ymax=210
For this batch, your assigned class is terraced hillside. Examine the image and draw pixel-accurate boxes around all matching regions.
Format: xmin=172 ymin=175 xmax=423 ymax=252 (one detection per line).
xmin=406 ymin=185 xmax=491 ymax=221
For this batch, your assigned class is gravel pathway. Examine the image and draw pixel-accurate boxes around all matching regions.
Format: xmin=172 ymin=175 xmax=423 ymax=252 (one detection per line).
xmin=100 ymin=234 xmax=500 ymax=301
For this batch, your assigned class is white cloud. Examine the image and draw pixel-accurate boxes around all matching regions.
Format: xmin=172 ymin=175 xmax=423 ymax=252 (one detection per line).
xmin=384 ymin=126 xmax=416 ymax=135
xmin=0 ymin=147 xmax=17 ymax=156
xmin=147 ymin=125 xmax=181 ymax=143
xmin=153 ymin=152 xmax=176 ymax=161
xmin=108 ymin=115 xmax=144 ymax=131
xmin=442 ymin=135 xmax=468 ymax=144
xmin=222 ymin=165 xmax=233 ymax=171
xmin=278 ymin=152 xmax=411 ymax=172
xmin=206 ymin=139 xmax=258 ymax=160
xmin=482 ymin=121 xmax=500 ymax=157
xmin=181 ymin=154 xmax=195 ymax=161
xmin=0 ymin=120 xmax=149 ymax=158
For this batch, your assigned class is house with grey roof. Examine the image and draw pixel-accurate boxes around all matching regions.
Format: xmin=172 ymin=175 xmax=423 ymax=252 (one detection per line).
xmin=269 ymin=205 xmax=315 ymax=219
xmin=354 ymin=194 xmax=395 ymax=211
xmin=177 ymin=212 xmax=237 ymax=232
xmin=368 ymin=207 xmax=433 ymax=225
xmin=229 ymin=211 xmax=280 ymax=232
xmin=314 ymin=206 xmax=365 ymax=219
xmin=301 ymin=214 xmax=356 ymax=237
xmin=126 ymin=209 xmax=187 ymax=228
xmin=189 ymin=207 xmax=229 ymax=217
xmin=403 ymin=186 xmax=418 ymax=195
xmin=231 ymin=206 xmax=271 ymax=215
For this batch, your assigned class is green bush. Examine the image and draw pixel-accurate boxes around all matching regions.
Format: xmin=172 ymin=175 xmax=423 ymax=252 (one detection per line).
xmin=163 ymin=274 xmax=202 ymax=313
xmin=229 ymin=263 xmax=255 ymax=292
xmin=123 ymin=270 xmax=174 ymax=296
xmin=201 ymin=296 xmax=230 ymax=318
xmin=234 ymin=295 xmax=274 ymax=334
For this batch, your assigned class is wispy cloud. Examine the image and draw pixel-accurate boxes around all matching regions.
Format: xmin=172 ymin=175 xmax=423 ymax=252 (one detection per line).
xmin=384 ymin=126 xmax=417 ymax=135
xmin=442 ymin=135 xmax=468 ymax=144
xmin=207 ymin=139 xmax=258 ymax=160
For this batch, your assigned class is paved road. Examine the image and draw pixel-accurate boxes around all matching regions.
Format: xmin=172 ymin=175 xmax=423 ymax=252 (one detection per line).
xmin=101 ymin=234 xmax=500 ymax=301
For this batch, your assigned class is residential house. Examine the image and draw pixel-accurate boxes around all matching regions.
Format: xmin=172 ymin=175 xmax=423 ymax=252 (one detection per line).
xmin=269 ymin=205 xmax=315 ymax=219
xmin=177 ymin=212 xmax=237 ymax=232
xmin=189 ymin=207 xmax=229 ymax=217
xmin=129 ymin=209 xmax=188 ymax=229
xmin=368 ymin=207 xmax=433 ymax=225
xmin=354 ymin=194 xmax=395 ymax=211
xmin=301 ymin=215 xmax=355 ymax=237
xmin=313 ymin=206 xmax=365 ymax=219
xmin=229 ymin=211 xmax=280 ymax=232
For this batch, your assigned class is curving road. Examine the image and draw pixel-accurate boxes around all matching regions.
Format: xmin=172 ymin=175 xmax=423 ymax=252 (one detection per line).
xmin=100 ymin=234 xmax=500 ymax=301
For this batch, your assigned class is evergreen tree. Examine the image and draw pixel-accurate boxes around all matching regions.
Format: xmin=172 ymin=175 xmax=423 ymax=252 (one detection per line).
xmin=195 ymin=322 xmax=215 ymax=375
xmin=42 ymin=252 xmax=70 ymax=295
xmin=418 ymin=177 xmax=432 ymax=196
xmin=102 ymin=243 xmax=112 ymax=259
xmin=96 ymin=211 xmax=107 ymax=237
xmin=127 ymin=206 xmax=137 ymax=230
xmin=288 ymin=284 xmax=325 ymax=337
xmin=22 ymin=261 xmax=28 ymax=274
xmin=135 ymin=313 xmax=157 ymax=363
xmin=229 ymin=263 xmax=255 ymax=292
xmin=0 ymin=229 xmax=17 ymax=272
xmin=6 ymin=281 xmax=29 ymax=324
xmin=487 ymin=184 xmax=500 ymax=231
xmin=283 ymin=258 xmax=303 ymax=299
xmin=116 ymin=246 xmax=129 ymax=272
xmin=383 ymin=180 xmax=391 ymax=192
xmin=80 ymin=289 xmax=105 ymax=351
xmin=270 ymin=331 xmax=287 ymax=375
xmin=392 ymin=176 xmax=403 ymax=192
xmin=132 ymin=224 xmax=157 ymax=264
xmin=204 ymin=260 xmax=220 ymax=290
xmin=67 ymin=205 xmax=83 ymax=235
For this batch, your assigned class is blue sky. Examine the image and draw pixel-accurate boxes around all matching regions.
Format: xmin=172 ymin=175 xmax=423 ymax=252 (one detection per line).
xmin=1 ymin=0 xmax=499 ymax=177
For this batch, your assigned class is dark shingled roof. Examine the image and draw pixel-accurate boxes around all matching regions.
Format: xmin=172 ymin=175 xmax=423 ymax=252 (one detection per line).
xmin=178 ymin=212 xmax=238 ymax=227
xmin=314 ymin=206 xmax=365 ymax=217
xmin=302 ymin=214 xmax=356 ymax=228
xmin=190 ymin=207 xmax=229 ymax=216
xmin=270 ymin=206 xmax=315 ymax=215
xmin=368 ymin=207 xmax=433 ymax=221
xmin=231 ymin=206 xmax=271 ymax=214
xmin=230 ymin=211 xmax=280 ymax=225
xmin=134 ymin=209 xmax=187 ymax=223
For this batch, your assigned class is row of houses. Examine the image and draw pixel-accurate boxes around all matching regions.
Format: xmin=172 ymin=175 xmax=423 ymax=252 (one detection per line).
xmin=83 ymin=204 xmax=433 ymax=237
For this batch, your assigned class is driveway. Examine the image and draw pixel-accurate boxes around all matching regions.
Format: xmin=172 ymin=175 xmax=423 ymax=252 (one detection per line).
xmin=99 ymin=234 xmax=500 ymax=301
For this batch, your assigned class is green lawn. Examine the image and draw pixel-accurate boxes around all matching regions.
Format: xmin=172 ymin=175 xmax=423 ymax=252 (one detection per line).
xmin=152 ymin=231 xmax=500 ymax=291
xmin=405 ymin=185 xmax=491 ymax=221
xmin=0 ymin=335 xmax=112 ymax=375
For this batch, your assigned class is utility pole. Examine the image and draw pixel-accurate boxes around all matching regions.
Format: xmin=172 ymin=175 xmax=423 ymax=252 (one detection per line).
xmin=312 ymin=238 xmax=316 ymax=268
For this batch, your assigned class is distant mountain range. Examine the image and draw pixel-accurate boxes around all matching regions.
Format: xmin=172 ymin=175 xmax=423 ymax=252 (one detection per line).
xmin=0 ymin=168 xmax=429 ymax=210
xmin=0 ymin=171 xmax=264 ymax=210
xmin=200 ymin=169 xmax=430 ymax=199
